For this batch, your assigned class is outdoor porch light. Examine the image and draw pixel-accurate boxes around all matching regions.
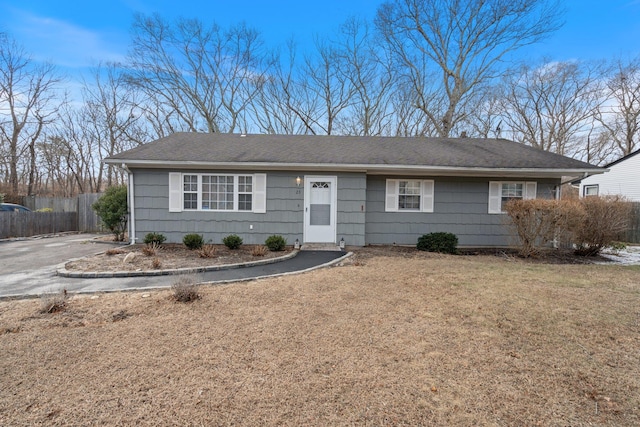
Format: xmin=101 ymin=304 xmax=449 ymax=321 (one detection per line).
xmin=296 ymin=176 xmax=302 ymax=187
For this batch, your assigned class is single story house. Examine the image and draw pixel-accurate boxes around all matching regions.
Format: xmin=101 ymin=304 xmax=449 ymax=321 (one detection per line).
xmin=105 ymin=133 xmax=603 ymax=248
xmin=578 ymin=149 xmax=640 ymax=201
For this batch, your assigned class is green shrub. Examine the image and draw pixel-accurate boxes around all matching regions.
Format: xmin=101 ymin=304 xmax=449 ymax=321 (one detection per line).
xmin=92 ymin=185 xmax=128 ymax=241
xmin=183 ymin=233 xmax=204 ymax=250
xmin=265 ymin=235 xmax=287 ymax=251
xmin=143 ymin=232 xmax=166 ymax=245
xmin=417 ymin=232 xmax=458 ymax=254
xmin=222 ymin=234 xmax=243 ymax=249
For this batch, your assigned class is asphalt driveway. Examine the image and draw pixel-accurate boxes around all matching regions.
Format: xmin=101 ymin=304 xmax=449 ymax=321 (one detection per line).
xmin=0 ymin=234 xmax=348 ymax=298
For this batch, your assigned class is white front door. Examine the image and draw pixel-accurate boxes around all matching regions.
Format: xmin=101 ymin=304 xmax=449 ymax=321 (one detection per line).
xmin=304 ymin=176 xmax=337 ymax=243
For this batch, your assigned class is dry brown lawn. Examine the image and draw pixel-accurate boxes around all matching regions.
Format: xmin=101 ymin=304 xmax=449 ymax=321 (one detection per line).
xmin=1 ymin=250 xmax=639 ymax=426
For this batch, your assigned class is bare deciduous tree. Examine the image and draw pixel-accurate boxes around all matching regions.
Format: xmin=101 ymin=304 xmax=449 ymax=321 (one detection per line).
xmin=127 ymin=14 xmax=271 ymax=134
xmin=376 ymin=0 xmax=563 ymax=137
xmin=596 ymin=56 xmax=640 ymax=157
xmin=249 ymin=41 xmax=316 ymax=135
xmin=83 ymin=63 xmax=148 ymax=187
xmin=499 ymin=60 xmax=604 ymax=158
xmin=0 ymin=36 xmax=62 ymax=195
xmin=334 ymin=18 xmax=395 ymax=136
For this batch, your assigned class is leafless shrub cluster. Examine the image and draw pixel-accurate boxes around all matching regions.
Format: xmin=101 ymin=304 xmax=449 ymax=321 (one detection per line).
xmin=105 ymin=248 xmax=124 ymax=256
xmin=570 ymin=196 xmax=632 ymax=256
xmin=504 ymin=199 xmax=570 ymax=257
xmin=505 ymin=197 xmax=632 ymax=257
xmin=251 ymin=245 xmax=268 ymax=257
xmin=171 ymin=276 xmax=202 ymax=303
xmin=142 ymin=242 xmax=162 ymax=256
xmin=197 ymin=244 xmax=216 ymax=259
xmin=39 ymin=289 xmax=68 ymax=314
xmin=152 ymin=257 xmax=162 ymax=269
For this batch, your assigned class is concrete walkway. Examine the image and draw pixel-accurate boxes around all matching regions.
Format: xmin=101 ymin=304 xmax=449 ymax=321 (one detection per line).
xmin=0 ymin=234 xmax=350 ymax=298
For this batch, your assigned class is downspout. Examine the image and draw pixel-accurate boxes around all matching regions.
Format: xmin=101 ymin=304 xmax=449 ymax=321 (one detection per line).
xmin=122 ymin=163 xmax=136 ymax=245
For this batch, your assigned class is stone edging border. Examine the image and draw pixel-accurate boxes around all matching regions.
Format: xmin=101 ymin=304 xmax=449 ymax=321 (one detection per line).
xmin=56 ymin=249 xmax=300 ymax=278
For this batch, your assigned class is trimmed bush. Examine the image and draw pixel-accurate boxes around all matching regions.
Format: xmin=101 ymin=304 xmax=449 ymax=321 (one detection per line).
xmin=143 ymin=232 xmax=166 ymax=245
xmin=183 ymin=233 xmax=204 ymax=250
xmin=417 ymin=232 xmax=458 ymax=254
xmin=222 ymin=234 xmax=243 ymax=250
xmin=265 ymin=235 xmax=287 ymax=251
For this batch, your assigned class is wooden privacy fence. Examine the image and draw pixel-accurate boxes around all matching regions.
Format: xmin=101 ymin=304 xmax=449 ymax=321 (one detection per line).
xmin=0 ymin=212 xmax=77 ymax=239
xmin=77 ymin=193 xmax=104 ymax=232
xmin=622 ymin=202 xmax=640 ymax=244
xmin=1 ymin=193 xmax=105 ymax=238
xmin=22 ymin=195 xmax=78 ymax=212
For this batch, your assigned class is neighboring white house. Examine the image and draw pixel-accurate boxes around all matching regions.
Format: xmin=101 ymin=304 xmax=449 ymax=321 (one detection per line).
xmin=579 ymin=149 xmax=640 ymax=201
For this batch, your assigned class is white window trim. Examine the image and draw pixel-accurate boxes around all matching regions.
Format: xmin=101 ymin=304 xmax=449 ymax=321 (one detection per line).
xmin=168 ymin=172 xmax=266 ymax=213
xmin=385 ymin=179 xmax=434 ymax=213
xmin=488 ymin=181 xmax=537 ymax=214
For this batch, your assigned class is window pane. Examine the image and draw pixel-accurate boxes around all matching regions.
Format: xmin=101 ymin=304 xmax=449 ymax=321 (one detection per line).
xmin=501 ymin=183 xmax=524 ymax=211
xmin=585 ymin=185 xmax=598 ymax=196
xmin=238 ymin=194 xmax=252 ymax=211
xmin=398 ymin=180 xmax=421 ymax=210
xmin=399 ymin=195 xmax=420 ymax=209
xmin=184 ymin=193 xmax=197 ymax=210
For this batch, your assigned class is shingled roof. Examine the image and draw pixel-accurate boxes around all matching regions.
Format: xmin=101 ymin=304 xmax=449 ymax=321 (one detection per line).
xmin=105 ymin=133 xmax=602 ymax=177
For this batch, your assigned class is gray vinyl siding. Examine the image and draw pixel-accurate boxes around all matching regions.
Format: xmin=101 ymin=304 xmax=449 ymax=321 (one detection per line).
xmin=365 ymin=176 xmax=559 ymax=247
xmin=336 ymin=174 xmax=367 ymax=246
xmin=131 ymin=169 xmax=366 ymax=246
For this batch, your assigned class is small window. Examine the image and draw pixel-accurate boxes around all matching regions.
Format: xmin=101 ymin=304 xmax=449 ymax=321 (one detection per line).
xmin=584 ymin=185 xmax=599 ymax=197
xmin=488 ymin=181 xmax=537 ymax=214
xmin=385 ymin=179 xmax=434 ymax=212
xmin=501 ymin=182 xmax=524 ymax=210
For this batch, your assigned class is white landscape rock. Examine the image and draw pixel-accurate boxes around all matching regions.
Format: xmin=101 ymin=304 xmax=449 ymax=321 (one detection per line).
xmin=123 ymin=252 xmax=137 ymax=264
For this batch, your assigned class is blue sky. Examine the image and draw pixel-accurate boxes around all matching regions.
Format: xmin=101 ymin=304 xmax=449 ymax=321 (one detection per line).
xmin=1 ymin=0 xmax=640 ymax=78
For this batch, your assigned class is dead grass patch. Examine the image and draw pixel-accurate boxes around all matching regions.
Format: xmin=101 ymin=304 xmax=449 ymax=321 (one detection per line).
xmin=1 ymin=253 xmax=639 ymax=425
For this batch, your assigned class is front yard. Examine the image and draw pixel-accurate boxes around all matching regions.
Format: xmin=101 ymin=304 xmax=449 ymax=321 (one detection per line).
xmin=1 ymin=250 xmax=639 ymax=426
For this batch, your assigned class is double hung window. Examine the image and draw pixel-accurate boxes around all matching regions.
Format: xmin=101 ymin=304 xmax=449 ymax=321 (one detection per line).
xmin=169 ymin=173 xmax=264 ymax=213
xmin=488 ymin=181 xmax=537 ymax=213
xmin=385 ymin=179 xmax=434 ymax=212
